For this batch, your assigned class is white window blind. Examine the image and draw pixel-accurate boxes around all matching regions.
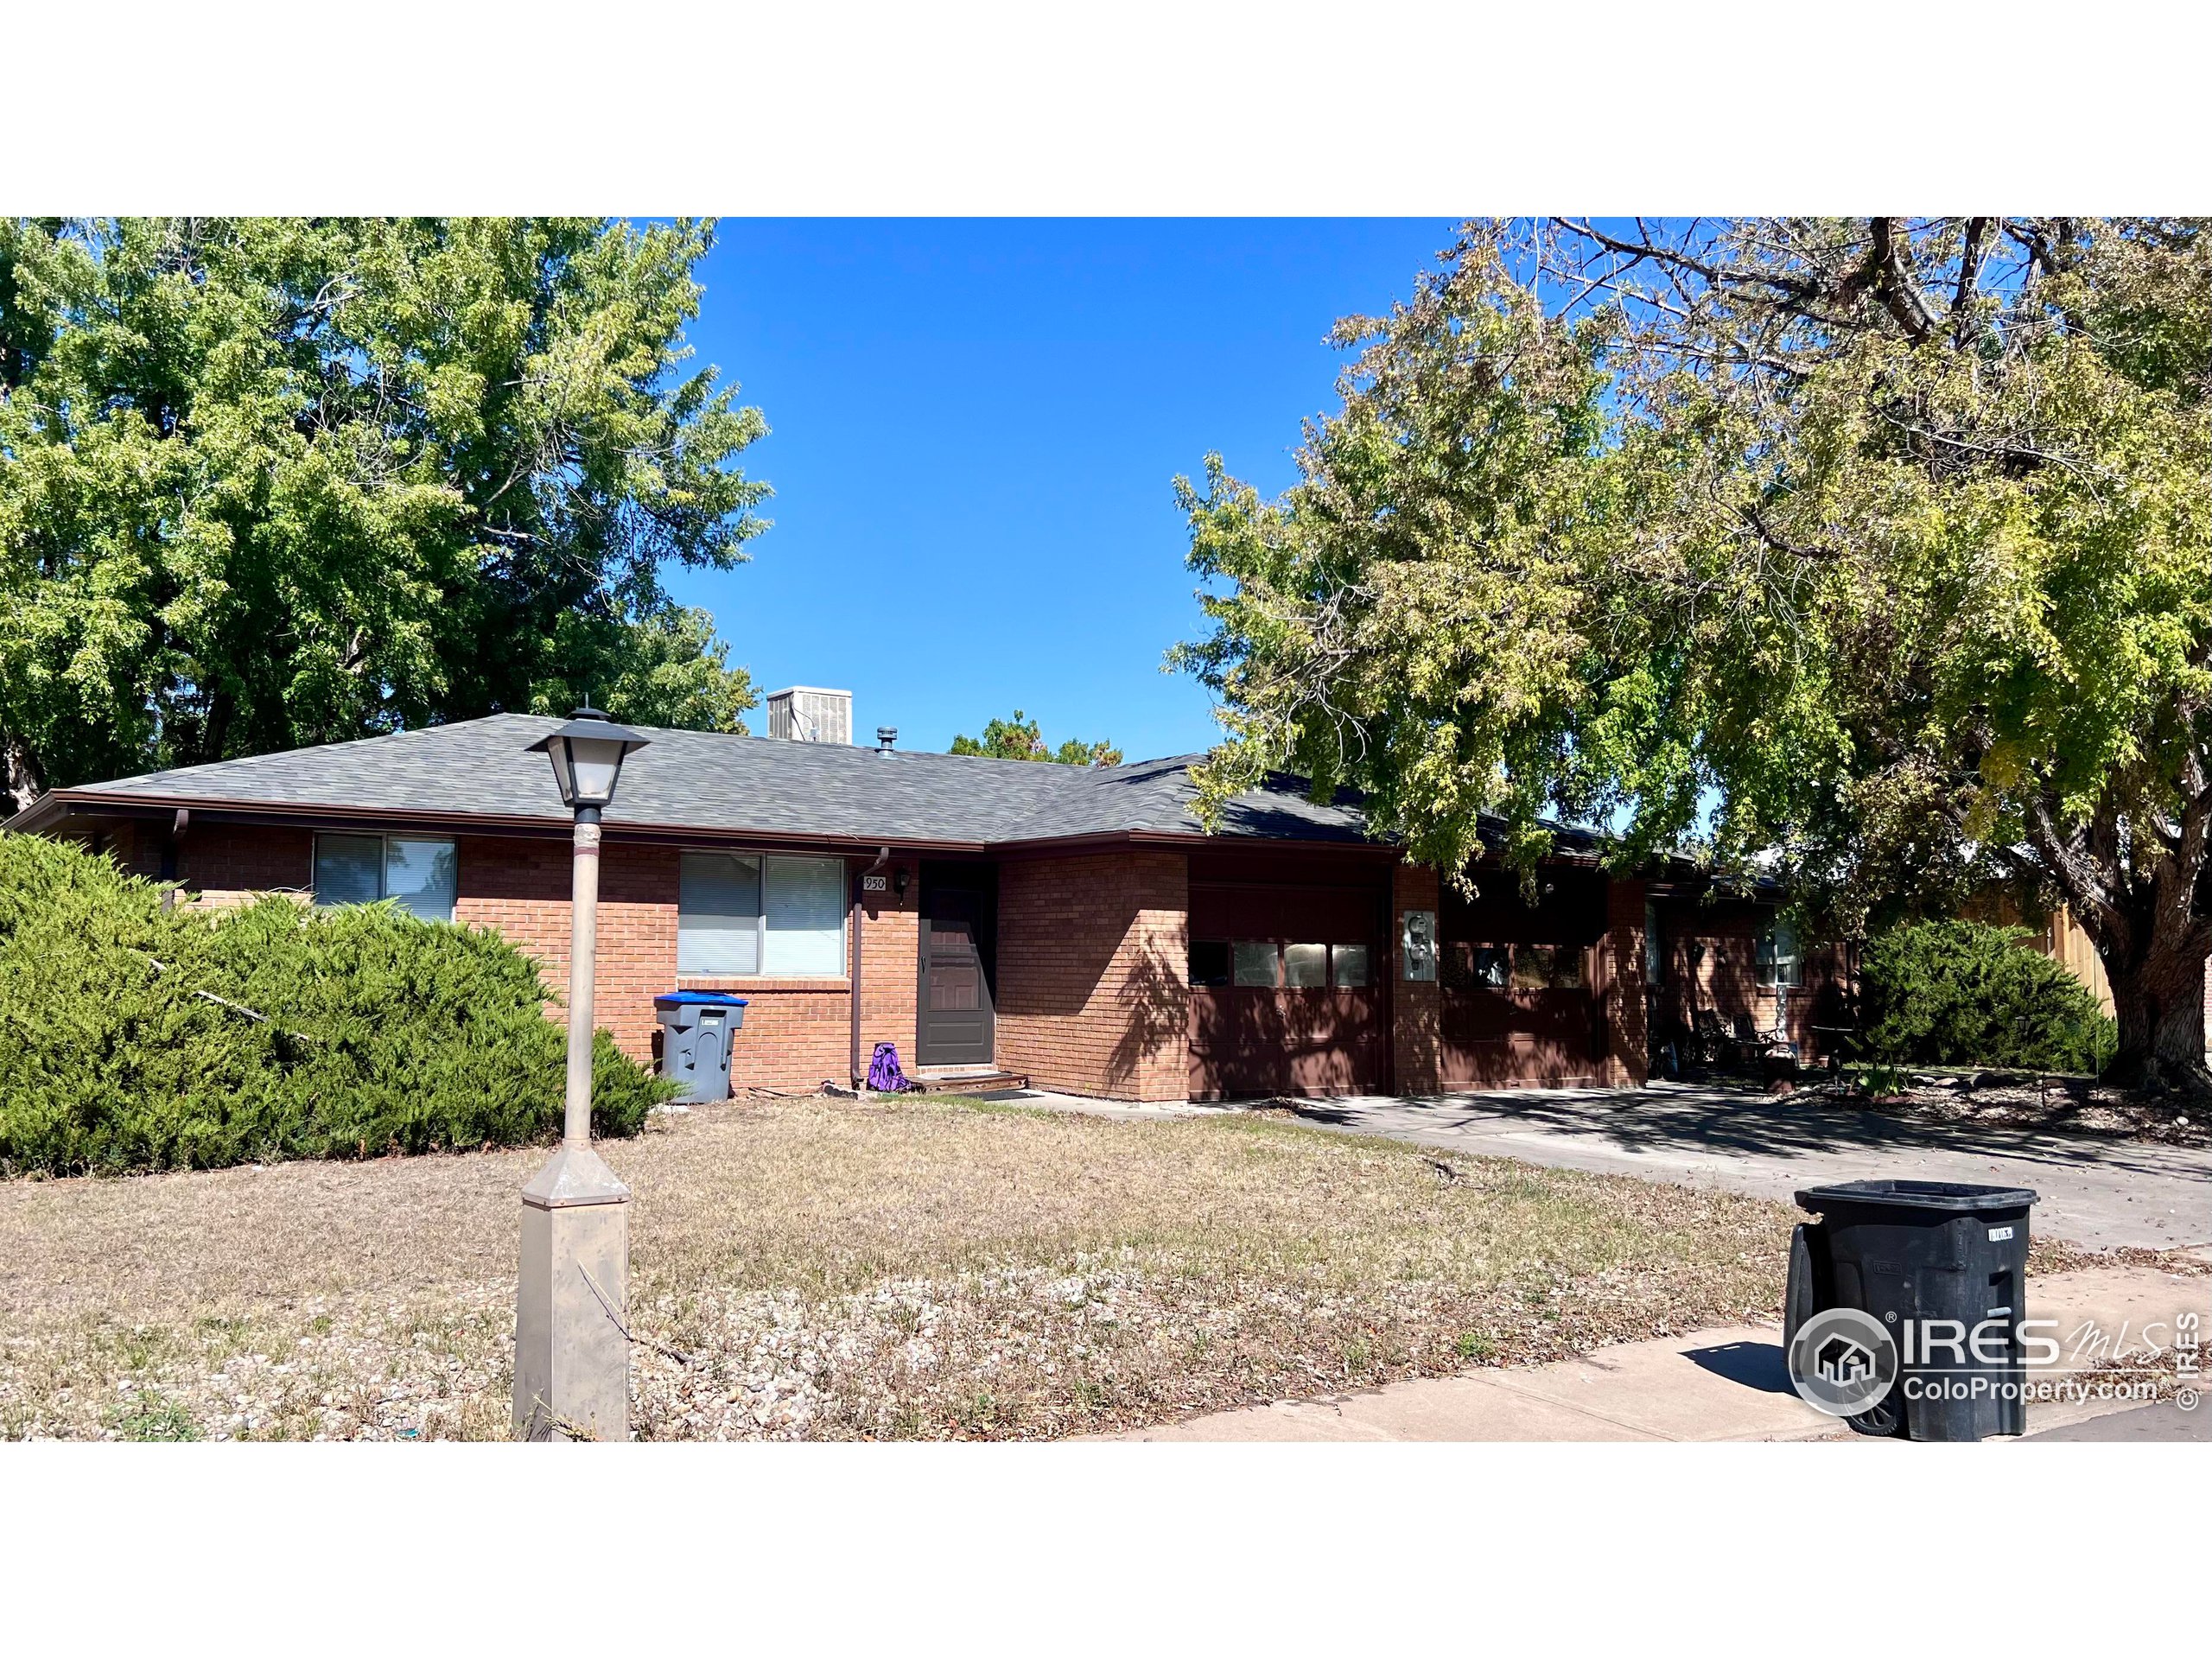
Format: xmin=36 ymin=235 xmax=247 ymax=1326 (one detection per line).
xmin=315 ymin=836 xmax=384 ymax=907
xmin=765 ymin=855 xmax=847 ymax=976
xmin=385 ymin=838 xmax=457 ymax=921
xmin=678 ymin=853 xmax=846 ymax=977
xmin=678 ymin=853 xmax=763 ymax=976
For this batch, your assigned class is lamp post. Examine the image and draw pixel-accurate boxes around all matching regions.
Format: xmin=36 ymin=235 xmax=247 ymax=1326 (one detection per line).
xmin=513 ymin=707 xmax=650 ymax=1441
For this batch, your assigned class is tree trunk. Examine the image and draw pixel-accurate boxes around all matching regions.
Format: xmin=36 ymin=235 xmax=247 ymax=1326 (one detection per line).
xmin=2104 ymin=944 xmax=2212 ymax=1098
xmin=1 ymin=730 xmax=44 ymax=819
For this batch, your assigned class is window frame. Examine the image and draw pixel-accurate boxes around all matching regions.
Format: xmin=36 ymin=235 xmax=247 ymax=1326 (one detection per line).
xmin=1757 ymin=918 xmax=1803 ymax=989
xmin=312 ymin=832 xmax=457 ymax=922
xmin=677 ymin=848 xmax=850 ymax=980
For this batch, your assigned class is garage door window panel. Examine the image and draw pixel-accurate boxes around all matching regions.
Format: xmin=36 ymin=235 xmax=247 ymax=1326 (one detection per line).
xmin=1188 ymin=940 xmax=1232 ymax=988
xmin=1233 ymin=941 xmax=1281 ymax=988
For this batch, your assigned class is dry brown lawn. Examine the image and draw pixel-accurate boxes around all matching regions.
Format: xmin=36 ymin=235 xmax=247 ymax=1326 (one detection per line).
xmin=5 ymin=1093 xmax=1846 ymax=1440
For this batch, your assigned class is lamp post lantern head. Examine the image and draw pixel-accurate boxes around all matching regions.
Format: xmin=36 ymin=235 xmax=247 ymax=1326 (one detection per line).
xmin=529 ymin=706 xmax=650 ymax=811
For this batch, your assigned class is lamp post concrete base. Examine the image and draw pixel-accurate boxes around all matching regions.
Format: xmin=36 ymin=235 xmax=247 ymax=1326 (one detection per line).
xmin=512 ymin=1141 xmax=632 ymax=1441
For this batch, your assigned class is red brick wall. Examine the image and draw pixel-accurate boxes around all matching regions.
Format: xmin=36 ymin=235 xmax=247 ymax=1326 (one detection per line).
xmin=91 ymin=821 xmax=923 ymax=1092
xmin=995 ymin=850 xmax=1189 ymax=1100
xmin=683 ymin=857 xmax=923 ymax=1091
xmin=677 ymin=979 xmax=854 ymax=1090
xmin=458 ymin=836 xmax=900 ymax=1090
xmin=855 ymin=861 xmax=921 ymax=1075
xmin=454 ymin=836 xmax=682 ymax=1065
xmin=178 ymin=824 xmax=313 ymax=903
xmin=1391 ymin=861 xmax=1441 ymax=1094
xmin=86 ymin=818 xmax=173 ymax=881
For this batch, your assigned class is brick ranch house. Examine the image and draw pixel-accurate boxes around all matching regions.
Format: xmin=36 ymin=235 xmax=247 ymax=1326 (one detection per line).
xmin=5 ymin=699 xmax=1836 ymax=1101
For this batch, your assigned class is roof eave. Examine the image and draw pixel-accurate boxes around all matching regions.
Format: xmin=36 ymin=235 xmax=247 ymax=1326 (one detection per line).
xmin=8 ymin=789 xmax=1001 ymax=855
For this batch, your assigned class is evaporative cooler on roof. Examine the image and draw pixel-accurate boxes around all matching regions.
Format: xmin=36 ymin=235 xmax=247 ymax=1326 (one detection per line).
xmin=766 ymin=687 xmax=853 ymax=745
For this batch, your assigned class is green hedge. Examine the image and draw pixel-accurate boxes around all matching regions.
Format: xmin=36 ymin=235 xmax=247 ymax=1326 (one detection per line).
xmin=0 ymin=832 xmax=675 ymax=1177
xmin=1857 ymin=919 xmax=2117 ymax=1074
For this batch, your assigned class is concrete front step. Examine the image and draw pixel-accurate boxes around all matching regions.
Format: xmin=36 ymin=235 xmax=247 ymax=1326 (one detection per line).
xmin=906 ymin=1070 xmax=1030 ymax=1095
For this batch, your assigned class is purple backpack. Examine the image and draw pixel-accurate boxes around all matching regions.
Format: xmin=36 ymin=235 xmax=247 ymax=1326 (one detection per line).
xmin=867 ymin=1042 xmax=916 ymax=1092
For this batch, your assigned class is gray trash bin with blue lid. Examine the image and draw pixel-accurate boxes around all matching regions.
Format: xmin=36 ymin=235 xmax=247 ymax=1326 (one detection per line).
xmin=653 ymin=992 xmax=747 ymax=1104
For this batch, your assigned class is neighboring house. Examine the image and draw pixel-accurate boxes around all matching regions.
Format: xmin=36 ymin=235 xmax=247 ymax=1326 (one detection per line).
xmin=4 ymin=691 xmax=1834 ymax=1101
xmin=1961 ymin=883 xmax=2114 ymax=1013
xmin=1965 ymin=884 xmax=2212 ymax=1063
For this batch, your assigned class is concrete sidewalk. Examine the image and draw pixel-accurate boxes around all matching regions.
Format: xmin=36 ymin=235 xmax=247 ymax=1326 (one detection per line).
xmin=987 ymin=1084 xmax=2212 ymax=1252
xmin=1096 ymin=1263 xmax=2209 ymax=1443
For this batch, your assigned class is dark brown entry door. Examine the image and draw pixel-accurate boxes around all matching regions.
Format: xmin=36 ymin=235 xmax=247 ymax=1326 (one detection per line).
xmin=918 ymin=886 xmax=994 ymax=1065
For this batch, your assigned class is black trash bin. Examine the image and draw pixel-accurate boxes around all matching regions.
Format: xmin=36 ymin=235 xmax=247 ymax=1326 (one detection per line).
xmin=652 ymin=992 xmax=747 ymax=1105
xmin=1788 ymin=1179 xmax=2038 ymax=1441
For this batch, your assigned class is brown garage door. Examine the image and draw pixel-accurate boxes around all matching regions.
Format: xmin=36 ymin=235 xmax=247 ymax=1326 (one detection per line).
xmin=1439 ymin=874 xmax=1606 ymax=1086
xmin=1440 ymin=981 xmax=1601 ymax=1085
xmin=1186 ymin=873 xmax=1386 ymax=1100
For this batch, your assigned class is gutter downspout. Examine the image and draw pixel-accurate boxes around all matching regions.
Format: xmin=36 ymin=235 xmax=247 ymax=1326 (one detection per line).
xmin=852 ymin=847 xmax=891 ymax=1089
xmin=160 ymin=807 xmax=190 ymax=911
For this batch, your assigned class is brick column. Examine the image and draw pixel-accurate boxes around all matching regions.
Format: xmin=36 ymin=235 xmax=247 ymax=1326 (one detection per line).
xmin=855 ymin=859 xmax=921 ymax=1076
xmin=1599 ymin=876 xmax=1649 ymax=1087
xmin=1391 ymin=861 xmax=1440 ymax=1096
xmin=995 ymin=850 xmax=1189 ymax=1100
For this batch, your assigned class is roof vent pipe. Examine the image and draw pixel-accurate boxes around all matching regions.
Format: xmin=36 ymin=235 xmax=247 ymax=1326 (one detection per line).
xmin=876 ymin=727 xmax=898 ymax=754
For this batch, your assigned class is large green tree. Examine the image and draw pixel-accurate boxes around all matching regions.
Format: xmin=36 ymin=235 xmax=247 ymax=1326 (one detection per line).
xmin=1177 ymin=219 xmax=2212 ymax=1094
xmin=950 ymin=709 xmax=1122 ymax=766
xmin=0 ymin=217 xmax=766 ymax=810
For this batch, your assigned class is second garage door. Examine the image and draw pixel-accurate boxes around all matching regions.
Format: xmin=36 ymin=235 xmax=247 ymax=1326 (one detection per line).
xmin=1185 ymin=865 xmax=1388 ymax=1100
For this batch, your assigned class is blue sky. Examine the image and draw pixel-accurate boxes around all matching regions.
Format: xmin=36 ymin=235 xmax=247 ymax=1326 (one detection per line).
xmin=665 ymin=219 xmax=1460 ymax=761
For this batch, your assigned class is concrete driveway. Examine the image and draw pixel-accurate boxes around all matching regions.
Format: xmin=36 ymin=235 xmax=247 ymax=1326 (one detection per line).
xmin=1259 ymin=1084 xmax=2212 ymax=1252
xmin=993 ymin=1082 xmax=2211 ymax=1251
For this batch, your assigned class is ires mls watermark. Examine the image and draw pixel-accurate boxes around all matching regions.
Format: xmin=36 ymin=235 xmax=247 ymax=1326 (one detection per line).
xmin=1787 ymin=1309 xmax=1900 ymax=1416
xmin=1786 ymin=1306 xmax=2202 ymax=1420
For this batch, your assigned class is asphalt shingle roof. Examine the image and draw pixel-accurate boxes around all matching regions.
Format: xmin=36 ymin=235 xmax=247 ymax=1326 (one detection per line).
xmin=38 ymin=715 xmax=1376 ymax=849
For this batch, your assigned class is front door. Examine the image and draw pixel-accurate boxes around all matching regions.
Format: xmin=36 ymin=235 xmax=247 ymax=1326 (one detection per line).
xmin=917 ymin=874 xmax=995 ymax=1066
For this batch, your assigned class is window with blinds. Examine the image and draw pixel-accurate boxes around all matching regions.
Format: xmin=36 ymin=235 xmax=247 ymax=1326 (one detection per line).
xmin=313 ymin=834 xmax=456 ymax=921
xmin=764 ymin=855 xmax=847 ymax=976
xmin=679 ymin=852 xmax=847 ymax=977
xmin=678 ymin=853 xmax=763 ymax=976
